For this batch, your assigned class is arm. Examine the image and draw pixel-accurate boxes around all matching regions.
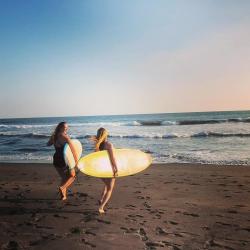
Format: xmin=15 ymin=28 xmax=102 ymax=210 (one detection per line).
xmin=62 ymin=134 xmax=79 ymax=167
xmin=106 ymin=142 xmax=118 ymax=177
xmin=47 ymin=135 xmax=54 ymax=146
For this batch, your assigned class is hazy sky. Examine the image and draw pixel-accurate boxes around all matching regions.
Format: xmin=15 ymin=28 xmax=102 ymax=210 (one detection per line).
xmin=0 ymin=0 xmax=249 ymax=118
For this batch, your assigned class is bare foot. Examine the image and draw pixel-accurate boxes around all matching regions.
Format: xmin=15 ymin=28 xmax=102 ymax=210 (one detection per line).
xmin=59 ymin=187 xmax=67 ymax=201
xmin=99 ymin=208 xmax=105 ymax=214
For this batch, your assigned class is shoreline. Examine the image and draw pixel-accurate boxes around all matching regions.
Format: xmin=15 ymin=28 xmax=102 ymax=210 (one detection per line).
xmin=1 ymin=162 xmax=250 ymax=168
xmin=0 ymin=163 xmax=250 ymax=249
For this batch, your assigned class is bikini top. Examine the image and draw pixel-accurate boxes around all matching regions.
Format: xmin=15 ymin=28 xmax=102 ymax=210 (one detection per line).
xmin=99 ymin=141 xmax=106 ymax=151
xmin=54 ymin=137 xmax=66 ymax=149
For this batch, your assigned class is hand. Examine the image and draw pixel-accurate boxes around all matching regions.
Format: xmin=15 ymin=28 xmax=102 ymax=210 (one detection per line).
xmin=113 ymin=167 xmax=118 ymax=178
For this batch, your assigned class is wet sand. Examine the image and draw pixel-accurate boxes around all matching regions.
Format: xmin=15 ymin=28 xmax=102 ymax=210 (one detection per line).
xmin=0 ymin=163 xmax=250 ymax=250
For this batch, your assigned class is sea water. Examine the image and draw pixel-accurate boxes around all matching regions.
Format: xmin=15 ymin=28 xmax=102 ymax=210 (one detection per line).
xmin=0 ymin=111 xmax=250 ymax=165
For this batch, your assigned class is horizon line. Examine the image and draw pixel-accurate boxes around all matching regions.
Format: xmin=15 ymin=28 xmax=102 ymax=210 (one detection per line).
xmin=0 ymin=109 xmax=249 ymax=120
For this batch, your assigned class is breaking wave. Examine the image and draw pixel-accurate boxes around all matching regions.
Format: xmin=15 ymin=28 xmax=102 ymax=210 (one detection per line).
xmin=1 ymin=117 xmax=249 ymax=129
xmin=0 ymin=133 xmax=50 ymax=139
xmin=2 ymin=131 xmax=250 ymax=140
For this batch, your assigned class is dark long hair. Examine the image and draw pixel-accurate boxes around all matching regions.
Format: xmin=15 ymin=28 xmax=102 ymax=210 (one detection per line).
xmin=50 ymin=122 xmax=67 ymax=144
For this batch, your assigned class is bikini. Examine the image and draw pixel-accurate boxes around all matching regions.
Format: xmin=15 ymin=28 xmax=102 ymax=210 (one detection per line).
xmin=53 ymin=140 xmax=67 ymax=172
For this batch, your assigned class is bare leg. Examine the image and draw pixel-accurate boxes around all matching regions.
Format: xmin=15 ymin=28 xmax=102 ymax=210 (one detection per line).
xmin=99 ymin=178 xmax=116 ymax=213
xmin=59 ymin=169 xmax=76 ymax=200
xmin=99 ymin=179 xmax=108 ymax=204
xmin=54 ymin=166 xmax=68 ymax=186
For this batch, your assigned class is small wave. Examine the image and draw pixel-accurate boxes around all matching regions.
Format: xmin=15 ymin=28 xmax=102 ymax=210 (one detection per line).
xmin=178 ymin=119 xmax=225 ymax=125
xmin=133 ymin=117 xmax=250 ymax=126
xmin=1 ymin=117 xmax=250 ymax=129
xmin=110 ymin=132 xmax=250 ymax=139
xmin=228 ymin=118 xmax=250 ymax=123
xmin=0 ymin=124 xmax=55 ymax=129
xmin=1 ymin=131 xmax=249 ymax=140
xmin=15 ymin=148 xmax=40 ymax=153
xmin=137 ymin=120 xmax=163 ymax=126
xmin=191 ymin=132 xmax=250 ymax=138
xmin=178 ymin=117 xmax=250 ymax=125
xmin=1 ymin=140 xmax=19 ymax=145
xmin=76 ymin=135 xmax=92 ymax=139
xmin=0 ymin=133 xmax=50 ymax=139
xmin=170 ymin=153 xmax=249 ymax=165
xmin=109 ymin=133 xmax=181 ymax=139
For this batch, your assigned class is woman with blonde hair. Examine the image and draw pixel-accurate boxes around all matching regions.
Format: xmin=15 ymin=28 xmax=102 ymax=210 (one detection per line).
xmin=92 ymin=127 xmax=118 ymax=214
xmin=47 ymin=122 xmax=79 ymax=200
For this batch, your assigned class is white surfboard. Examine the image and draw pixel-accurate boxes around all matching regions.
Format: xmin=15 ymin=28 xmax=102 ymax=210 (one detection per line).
xmin=77 ymin=149 xmax=152 ymax=178
xmin=63 ymin=139 xmax=83 ymax=169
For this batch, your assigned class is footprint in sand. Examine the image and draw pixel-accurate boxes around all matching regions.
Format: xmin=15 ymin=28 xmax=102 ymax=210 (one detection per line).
xmin=36 ymin=225 xmax=54 ymax=229
xmin=134 ymin=190 xmax=141 ymax=194
xmin=97 ymin=218 xmax=111 ymax=224
xmin=53 ymin=214 xmax=68 ymax=219
xmin=33 ymin=215 xmax=45 ymax=222
xmin=204 ymin=239 xmax=235 ymax=250
xmin=128 ymin=214 xmax=144 ymax=218
xmin=125 ymin=204 xmax=136 ymax=210
xmin=234 ymin=204 xmax=246 ymax=208
xmin=82 ymin=211 xmax=97 ymax=222
xmin=137 ymin=196 xmax=145 ymax=199
xmin=143 ymin=202 xmax=151 ymax=209
xmin=43 ymin=233 xmax=61 ymax=240
xmin=153 ymin=214 xmax=161 ymax=219
xmin=29 ymin=239 xmax=44 ymax=247
xmin=162 ymin=241 xmax=182 ymax=250
xmin=145 ymin=241 xmax=165 ymax=248
xmin=2 ymin=240 xmax=20 ymax=250
xmin=120 ymin=227 xmax=148 ymax=241
xmin=164 ymin=181 xmax=172 ymax=184
xmin=76 ymin=192 xmax=88 ymax=197
xmin=227 ymin=210 xmax=237 ymax=214
xmin=125 ymin=216 xmax=136 ymax=222
xmin=81 ymin=238 xmax=96 ymax=248
xmin=85 ymin=230 xmax=96 ymax=236
xmin=240 ymin=227 xmax=250 ymax=232
xmin=70 ymin=227 xmax=82 ymax=234
xmin=183 ymin=212 xmax=199 ymax=217
xmin=218 ymin=183 xmax=227 ymax=186
xmin=215 ymin=221 xmax=239 ymax=228
xmin=155 ymin=226 xmax=168 ymax=235
xmin=168 ymin=220 xmax=179 ymax=225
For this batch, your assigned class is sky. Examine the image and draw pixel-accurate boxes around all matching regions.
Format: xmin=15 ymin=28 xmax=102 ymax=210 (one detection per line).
xmin=0 ymin=0 xmax=249 ymax=118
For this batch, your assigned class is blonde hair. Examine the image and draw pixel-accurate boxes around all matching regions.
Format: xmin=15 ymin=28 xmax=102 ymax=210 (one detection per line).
xmin=91 ymin=127 xmax=108 ymax=151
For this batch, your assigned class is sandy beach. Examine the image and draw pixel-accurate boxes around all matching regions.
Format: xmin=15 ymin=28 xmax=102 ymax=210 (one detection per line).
xmin=0 ymin=163 xmax=250 ymax=250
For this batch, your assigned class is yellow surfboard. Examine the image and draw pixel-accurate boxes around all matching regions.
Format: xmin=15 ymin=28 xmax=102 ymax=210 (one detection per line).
xmin=77 ymin=149 xmax=152 ymax=178
xmin=63 ymin=139 xmax=83 ymax=169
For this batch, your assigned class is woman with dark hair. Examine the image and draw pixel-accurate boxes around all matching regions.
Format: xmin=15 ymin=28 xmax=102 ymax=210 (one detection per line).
xmin=47 ymin=122 xmax=78 ymax=200
xmin=92 ymin=127 xmax=118 ymax=213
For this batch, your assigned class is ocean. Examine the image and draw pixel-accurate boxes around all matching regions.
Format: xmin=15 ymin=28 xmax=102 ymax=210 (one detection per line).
xmin=0 ymin=110 xmax=250 ymax=165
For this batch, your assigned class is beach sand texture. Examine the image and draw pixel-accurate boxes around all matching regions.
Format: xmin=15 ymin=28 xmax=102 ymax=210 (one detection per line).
xmin=0 ymin=163 xmax=249 ymax=250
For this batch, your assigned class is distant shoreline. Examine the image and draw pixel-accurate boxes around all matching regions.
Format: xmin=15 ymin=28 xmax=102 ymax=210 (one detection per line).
xmin=1 ymin=162 xmax=250 ymax=167
xmin=1 ymin=109 xmax=250 ymax=120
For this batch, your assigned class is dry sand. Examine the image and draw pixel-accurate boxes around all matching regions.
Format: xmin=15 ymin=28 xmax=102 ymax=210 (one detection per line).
xmin=0 ymin=163 xmax=250 ymax=250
